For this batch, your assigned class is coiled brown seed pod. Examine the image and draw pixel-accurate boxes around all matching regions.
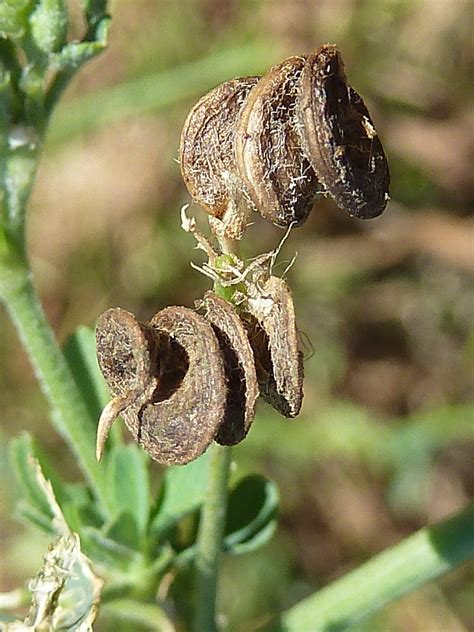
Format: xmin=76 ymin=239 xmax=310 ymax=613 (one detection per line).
xmin=199 ymin=291 xmax=259 ymax=445
xmin=179 ymin=76 xmax=260 ymax=239
xmin=180 ymin=45 xmax=389 ymax=234
xmin=235 ymin=56 xmax=320 ymax=228
xmin=95 ymin=306 xmax=227 ymax=465
xmin=244 ymin=275 xmax=303 ymax=417
xmin=296 ymin=44 xmax=390 ymax=219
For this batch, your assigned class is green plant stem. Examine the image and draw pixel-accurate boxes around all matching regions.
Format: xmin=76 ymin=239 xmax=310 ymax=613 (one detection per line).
xmin=1 ymin=260 xmax=113 ymax=515
xmin=2 ymin=144 xmax=41 ymax=252
xmin=45 ymin=69 xmax=76 ymax=117
xmin=193 ymin=444 xmax=232 ymax=632
xmin=276 ymin=502 xmax=474 ymax=632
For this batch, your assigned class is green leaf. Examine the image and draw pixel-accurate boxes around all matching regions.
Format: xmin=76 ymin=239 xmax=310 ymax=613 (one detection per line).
xmin=63 ymin=325 xmax=109 ymax=424
xmin=9 ymin=440 xmax=97 ymax=539
xmin=106 ymin=443 xmax=150 ymax=541
xmin=9 ymin=433 xmax=106 ymax=536
xmin=0 ymin=38 xmax=23 ymax=83
xmin=83 ymin=0 xmax=108 ymax=25
xmin=101 ymin=599 xmax=175 ymax=632
xmin=47 ymin=41 xmax=273 ymax=145
xmin=29 ymin=0 xmax=68 ymax=54
xmin=60 ymin=483 xmax=103 ymax=532
xmin=16 ymin=500 xmax=55 ymax=533
xmin=150 ymin=450 xmax=210 ymax=536
xmin=90 ymin=12 xmax=109 ymax=44
xmin=103 ymin=511 xmax=140 ymax=550
xmin=224 ymin=474 xmax=279 ymax=555
xmin=61 ymin=500 xmax=88 ymax=534
xmin=80 ymin=526 xmax=141 ymax=572
xmin=9 ymin=433 xmax=65 ymax=527
xmin=63 ymin=324 xmax=122 ymax=454
xmin=52 ymin=17 xmax=110 ymax=70
xmin=0 ymin=0 xmax=32 ymax=39
xmin=63 ymin=481 xmax=94 ymax=507
xmin=173 ymin=473 xmax=279 ymax=567
xmin=278 ymin=503 xmax=474 ymax=632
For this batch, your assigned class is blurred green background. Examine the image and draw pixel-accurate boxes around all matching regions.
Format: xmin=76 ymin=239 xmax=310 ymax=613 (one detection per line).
xmin=1 ymin=0 xmax=473 ymax=630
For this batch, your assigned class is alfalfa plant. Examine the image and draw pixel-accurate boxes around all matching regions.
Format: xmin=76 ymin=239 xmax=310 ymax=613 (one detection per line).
xmin=1 ymin=3 xmax=473 ymax=631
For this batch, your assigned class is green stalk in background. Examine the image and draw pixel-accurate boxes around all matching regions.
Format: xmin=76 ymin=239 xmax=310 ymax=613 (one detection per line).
xmin=277 ymin=502 xmax=474 ymax=631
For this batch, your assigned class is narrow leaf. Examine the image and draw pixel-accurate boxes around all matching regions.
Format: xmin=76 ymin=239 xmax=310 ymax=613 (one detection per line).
xmin=52 ymin=41 xmax=101 ymax=70
xmin=103 ymin=511 xmax=140 ymax=550
xmin=150 ymin=450 xmax=210 ymax=536
xmin=106 ymin=443 xmax=150 ymax=539
xmin=63 ymin=325 xmax=109 ymax=423
xmin=29 ymin=0 xmax=68 ymax=54
xmin=9 ymin=433 xmax=66 ymax=527
xmin=16 ymin=501 xmax=55 ymax=534
xmin=277 ymin=503 xmax=474 ymax=632
xmin=101 ymin=599 xmax=175 ymax=632
xmin=80 ymin=526 xmax=141 ymax=572
xmin=0 ymin=0 xmax=31 ymax=39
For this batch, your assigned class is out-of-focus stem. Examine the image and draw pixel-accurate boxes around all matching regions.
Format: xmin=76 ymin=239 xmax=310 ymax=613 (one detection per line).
xmin=276 ymin=502 xmax=474 ymax=631
xmin=0 ymin=134 xmax=112 ymax=515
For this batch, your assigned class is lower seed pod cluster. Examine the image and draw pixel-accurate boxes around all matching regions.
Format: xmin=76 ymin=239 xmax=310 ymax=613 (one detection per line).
xmin=180 ymin=44 xmax=390 ymax=238
xmin=95 ymin=277 xmax=303 ymax=465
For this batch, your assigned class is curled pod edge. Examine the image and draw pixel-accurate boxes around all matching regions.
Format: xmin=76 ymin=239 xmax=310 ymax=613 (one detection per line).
xmin=296 ymin=45 xmax=390 ymax=219
xmin=199 ymin=291 xmax=259 ymax=445
xmin=235 ymin=56 xmax=321 ymax=228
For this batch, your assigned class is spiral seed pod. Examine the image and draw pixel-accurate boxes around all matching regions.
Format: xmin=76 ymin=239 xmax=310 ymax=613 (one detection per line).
xmin=296 ymin=44 xmax=390 ymax=219
xmin=95 ymin=308 xmax=160 ymax=460
xmin=199 ymin=291 xmax=259 ymax=445
xmin=235 ymin=56 xmax=320 ymax=228
xmin=95 ymin=306 xmax=227 ymax=465
xmin=179 ymin=77 xmax=260 ymax=239
xmin=244 ymin=276 xmax=303 ymax=417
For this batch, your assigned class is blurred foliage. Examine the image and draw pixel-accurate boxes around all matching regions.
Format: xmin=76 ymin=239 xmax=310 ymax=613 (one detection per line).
xmin=1 ymin=0 xmax=473 ymax=630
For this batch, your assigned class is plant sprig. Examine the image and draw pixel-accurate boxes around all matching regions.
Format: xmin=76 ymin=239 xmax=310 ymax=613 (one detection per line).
xmin=1 ymin=4 xmax=473 ymax=631
xmin=0 ymin=0 xmax=113 ymax=512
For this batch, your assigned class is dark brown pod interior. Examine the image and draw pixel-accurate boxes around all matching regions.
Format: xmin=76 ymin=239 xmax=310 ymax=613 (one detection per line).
xmin=297 ymin=44 xmax=390 ymax=219
xmin=199 ymin=291 xmax=259 ymax=445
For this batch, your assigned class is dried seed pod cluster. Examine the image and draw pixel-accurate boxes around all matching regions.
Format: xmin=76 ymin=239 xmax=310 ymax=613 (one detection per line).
xmin=96 ymin=44 xmax=391 ymax=466
xmin=95 ymin=265 xmax=303 ymax=465
xmin=180 ymin=44 xmax=389 ymax=237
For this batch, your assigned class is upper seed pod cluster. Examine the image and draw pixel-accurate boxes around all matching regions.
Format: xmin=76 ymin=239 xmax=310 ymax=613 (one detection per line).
xmin=180 ymin=44 xmax=390 ymax=238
